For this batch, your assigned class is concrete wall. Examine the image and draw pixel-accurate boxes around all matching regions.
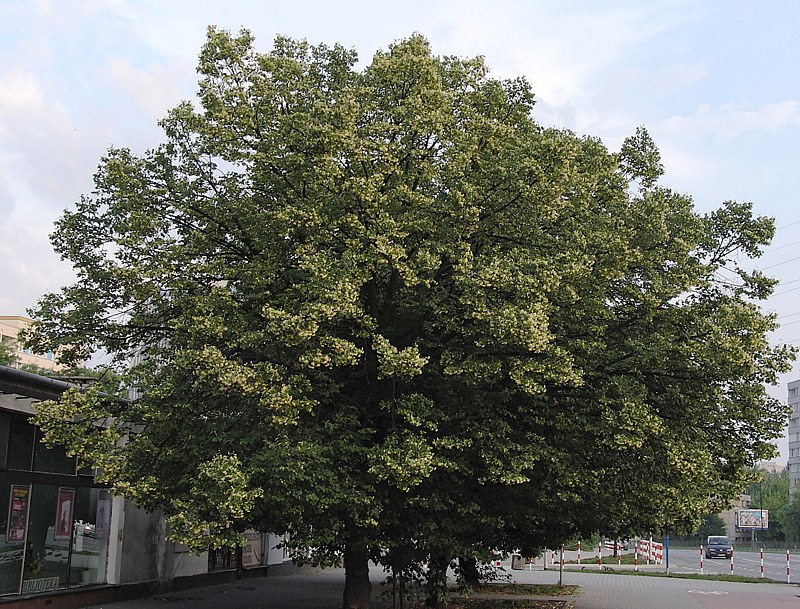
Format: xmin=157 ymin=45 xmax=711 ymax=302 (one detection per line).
xmin=116 ymin=499 xmax=174 ymax=585
xmin=266 ymin=533 xmax=289 ymax=566
xmin=173 ymin=545 xmax=210 ymax=577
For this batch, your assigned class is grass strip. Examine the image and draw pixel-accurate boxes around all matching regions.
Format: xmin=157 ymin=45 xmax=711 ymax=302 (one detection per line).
xmin=468 ymin=584 xmax=579 ymax=596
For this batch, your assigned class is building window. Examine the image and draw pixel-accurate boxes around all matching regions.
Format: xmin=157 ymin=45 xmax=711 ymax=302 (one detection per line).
xmin=5 ymin=415 xmax=76 ymax=474
xmin=0 ymin=484 xmax=111 ymax=594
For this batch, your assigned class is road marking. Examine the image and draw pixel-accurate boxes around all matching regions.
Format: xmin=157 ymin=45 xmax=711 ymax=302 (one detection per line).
xmin=688 ymin=590 xmax=729 ymax=595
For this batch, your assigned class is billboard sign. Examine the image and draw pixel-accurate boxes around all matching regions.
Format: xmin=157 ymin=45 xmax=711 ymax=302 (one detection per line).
xmin=736 ymin=508 xmax=768 ymax=530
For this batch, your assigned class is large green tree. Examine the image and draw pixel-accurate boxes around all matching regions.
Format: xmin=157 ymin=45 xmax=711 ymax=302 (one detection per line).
xmin=26 ymin=29 xmax=793 ymax=608
xmin=745 ymin=468 xmax=789 ymax=541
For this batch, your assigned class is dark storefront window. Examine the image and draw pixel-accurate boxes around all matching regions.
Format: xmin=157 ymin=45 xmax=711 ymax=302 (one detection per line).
xmin=6 ymin=416 xmax=77 ymax=475
xmin=33 ymin=429 xmax=76 ymax=475
xmin=0 ymin=414 xmax=9 ymax=469
xmin=7 ymin=416 xmax=35 ymax=471
xmin=0 ymin=411 xmax=110 ymax=595
xmin=0 ymin=483 xmax=24 ymax=595
xmin=209 ymin=547 xmax=238 ymax=571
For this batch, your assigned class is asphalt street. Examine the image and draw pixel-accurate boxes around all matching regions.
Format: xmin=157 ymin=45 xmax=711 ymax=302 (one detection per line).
xmin=547 ymin=547 xmax=798 ymax=582
xmin=668 ymin=547 xmax=793 ymax=581
xmin=84 ymin=560 xmax=800 ymax=609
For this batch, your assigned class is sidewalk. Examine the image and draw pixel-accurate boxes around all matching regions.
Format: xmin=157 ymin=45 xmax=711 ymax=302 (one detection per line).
xmin=84 ymin=562 xmax=800 ymax=609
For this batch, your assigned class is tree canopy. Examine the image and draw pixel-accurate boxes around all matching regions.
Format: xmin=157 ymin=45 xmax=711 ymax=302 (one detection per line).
xmin=744 ymin=467 xmax=790 ymax=541
xmin=25 ymin=29 xmax=794 ymax=608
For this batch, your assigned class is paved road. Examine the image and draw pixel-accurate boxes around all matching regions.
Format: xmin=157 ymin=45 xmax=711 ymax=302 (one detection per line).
xmin=85 ymin=561 xmax=800 ymax=609
xmin=513 ymin=568 xmax=800 ymax=609
xmin=547 ymin=547 xmax=797 ymax=582
xmin=667 ymin=548 xmax=792 ymax=582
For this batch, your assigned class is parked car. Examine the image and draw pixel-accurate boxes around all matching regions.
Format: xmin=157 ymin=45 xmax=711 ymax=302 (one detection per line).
xmin=705 ymin=535 xmax=733 ymax=559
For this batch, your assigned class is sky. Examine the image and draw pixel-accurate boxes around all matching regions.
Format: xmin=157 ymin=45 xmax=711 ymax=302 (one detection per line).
xmin=2 ymin=0 xmax=800 ymax=457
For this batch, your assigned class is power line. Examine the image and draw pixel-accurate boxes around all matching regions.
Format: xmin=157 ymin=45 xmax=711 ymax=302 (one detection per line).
xmin=760 ymin=255 xmax=800 ymax=271
xmin=773 ymin=283 xmax=800 ymax=297
xmin=762 ymin=239 xmax=800 ymax=255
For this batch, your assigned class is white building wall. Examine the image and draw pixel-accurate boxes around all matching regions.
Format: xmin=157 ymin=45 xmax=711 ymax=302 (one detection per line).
xmin=266 ymin=533 xmax=290 ymax=566
xmin=0 ymin=315 xmax=62 ymax=371
xmin=172 ymin=546 xmax=210 ymax=577
xmin=788 ymin=380 xmax=800 ymax=497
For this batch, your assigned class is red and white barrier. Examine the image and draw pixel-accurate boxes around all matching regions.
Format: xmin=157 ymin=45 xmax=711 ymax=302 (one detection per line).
xmin=730 ymin=548 xmax=734 ymax=575
xmin=598 ymin=542 xmax=602 ymax=569
xmin=636 ymin=538 xmax=664 ymax=565
xmin=760 ymin=548 xmax=764 ymax=579
xmin=577 ymin=541 xmax=581 ymax=565
xmin=788 ymin=550 xmax=791 ymax=583
xmin=700 ymin=545 xmax=704 ymax=575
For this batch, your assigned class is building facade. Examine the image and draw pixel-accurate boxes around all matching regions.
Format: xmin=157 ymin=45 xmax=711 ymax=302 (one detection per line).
xmin=788 ymin=379 xmax=800 ymax=497
xmin=0 ymin=365 xmax=288 ymax=604
xmin=0 ymin=316 xmax=62 ymax=372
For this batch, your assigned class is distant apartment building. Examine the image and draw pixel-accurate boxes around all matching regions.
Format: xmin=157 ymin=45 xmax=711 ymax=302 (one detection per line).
xmin=759 ymin=461 xmax=785 ymax=475
xmin=719 ymin=494 xmax=753 ymax=544
xmin=0 ymin=315 xmax=61 ymax=372
xmin=788 ymin=379 xmax=800 ymax=497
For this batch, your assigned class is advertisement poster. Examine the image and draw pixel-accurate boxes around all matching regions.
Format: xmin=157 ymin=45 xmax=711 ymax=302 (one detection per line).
xmin=95 ymin=490 xmax=112 ymax=540
xmin=7 ymin=485 xmax=30 ymax=543
xmin=54 ymin=488 xmax=75 ymax=541
xmin=736 ymin=508 xmax=769 ymax=530
xmin=242 ymin=530 xmax=263 ymax=567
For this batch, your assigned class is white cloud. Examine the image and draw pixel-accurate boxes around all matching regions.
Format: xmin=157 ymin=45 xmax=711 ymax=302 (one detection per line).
xmin=0 ymin=221 xmax=75 ymax=315
xmin=661 ymin=100 xmax=800 ymax=143
xmin=0 ymin=68 xmax=98 ymax=211
xmin=649 ymin=61 xmax=710 ymax=97
xmin=100 ymin=57 xmax=195 ymax=121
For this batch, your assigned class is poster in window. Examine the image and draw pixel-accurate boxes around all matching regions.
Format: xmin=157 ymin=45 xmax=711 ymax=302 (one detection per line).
xmin=7 ymin=485 xmax=30 ymax=543
xmin=95 ymin=490 xmax=112 ymax=540
xmin=54 ymin=488 xmax=75 ymax=540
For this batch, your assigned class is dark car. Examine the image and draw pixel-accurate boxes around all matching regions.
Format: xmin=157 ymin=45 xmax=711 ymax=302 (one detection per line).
xmin=705 ymin=535 xmax=733 ymax=559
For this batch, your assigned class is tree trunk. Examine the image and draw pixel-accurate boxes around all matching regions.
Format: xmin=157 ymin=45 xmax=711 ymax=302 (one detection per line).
xmin=424 ymin=554 xmax=450 ymax=609
xmin=459 ymin=556 xmax=480 ymax=588
xmin=343 ymin=541 xmax=372 ymax=609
